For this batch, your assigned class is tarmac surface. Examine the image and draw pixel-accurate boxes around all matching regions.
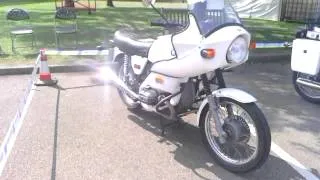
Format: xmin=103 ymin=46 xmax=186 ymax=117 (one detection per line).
xmin=0 ymin=75 xmax=29 ymax=144
xmin=0 ymin=62 xmax=319 ymax=180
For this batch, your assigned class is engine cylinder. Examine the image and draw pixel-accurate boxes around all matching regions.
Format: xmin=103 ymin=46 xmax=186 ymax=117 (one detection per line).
xmin=139 ymin=88 xmax=158 ymax=105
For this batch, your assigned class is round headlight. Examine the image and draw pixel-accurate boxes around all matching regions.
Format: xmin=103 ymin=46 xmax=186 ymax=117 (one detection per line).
xmin=226 ymin=37 xmax=248 ymax=63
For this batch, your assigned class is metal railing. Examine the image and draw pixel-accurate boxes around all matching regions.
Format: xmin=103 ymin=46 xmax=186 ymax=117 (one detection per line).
xmin=280 ymin=0 xmax=320 ymax=23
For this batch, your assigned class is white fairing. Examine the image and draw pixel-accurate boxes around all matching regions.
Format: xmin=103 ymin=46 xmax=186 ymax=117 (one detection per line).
xmin=196 ymin=88 xmax=257 ymax=126
xmin=131 ymin=55 xmax=148 ymax=75
xmin=151 ymin=18 xmax=250 ymax=78
xmin=201 ymin=25 xmax=250 ymax=67
xmin=148 ymin=35 xmax=176 ymax=62
xmin=291 ymin=39 xmax=320 ymax=75
xmin=139 ymin=72 xmax=188 ymax=94
xmin=172 ymin=15 xmax=203 ymax=58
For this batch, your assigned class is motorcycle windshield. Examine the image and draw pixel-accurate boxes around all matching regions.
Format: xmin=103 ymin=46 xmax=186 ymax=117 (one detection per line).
xmin=187 ymin=0 xmax=242 ymax=36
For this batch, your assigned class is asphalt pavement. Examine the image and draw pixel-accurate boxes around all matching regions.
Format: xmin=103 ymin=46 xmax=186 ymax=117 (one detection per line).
xmin=0 ymin=75 xmax=30 ymax=144
xmin=0 ymin=62 xmax=319 ymax=180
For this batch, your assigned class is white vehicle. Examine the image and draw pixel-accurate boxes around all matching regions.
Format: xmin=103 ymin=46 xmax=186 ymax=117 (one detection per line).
xmin=105 ymin=0 xmax=271 ymax=173
xmin=291 ymin=23 xmax=320 ymax=104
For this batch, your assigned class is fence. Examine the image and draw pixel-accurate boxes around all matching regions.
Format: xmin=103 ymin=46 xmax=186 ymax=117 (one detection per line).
xmin=280 ymin=0 xmax=320 ymax=23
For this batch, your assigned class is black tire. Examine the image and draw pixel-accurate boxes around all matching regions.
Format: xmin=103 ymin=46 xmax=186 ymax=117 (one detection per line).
xmin=292 ymin=71 xmax=320 ymax=104
xmin=117 ymin=64 xmax=140 ymax=110
xmin=199 ymin=97 xmax=271 ymax=173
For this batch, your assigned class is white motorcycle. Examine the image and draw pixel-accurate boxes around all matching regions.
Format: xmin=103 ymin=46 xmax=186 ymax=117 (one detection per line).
xmin=104 ymin=0 xmax=271 ymax=173
xmin=291 ymin=23 xmax=320 ymax=104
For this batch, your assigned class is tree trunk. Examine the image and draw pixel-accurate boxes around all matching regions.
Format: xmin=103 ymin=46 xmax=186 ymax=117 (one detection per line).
xmin=107 ymin=0 xmax=115 ymax=7
xmin=64 ymin=0 xmax=75 ymax=7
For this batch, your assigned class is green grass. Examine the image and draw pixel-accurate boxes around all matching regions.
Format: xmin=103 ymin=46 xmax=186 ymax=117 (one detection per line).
xmin=242 ymin=18 xmax=303 ymax=43
xmin=0 ymin=0 xmax=302 ymax=65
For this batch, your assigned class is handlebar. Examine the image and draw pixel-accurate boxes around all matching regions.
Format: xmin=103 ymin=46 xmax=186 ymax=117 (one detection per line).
xmin=150 ymin=19 xmax=185 ymax=29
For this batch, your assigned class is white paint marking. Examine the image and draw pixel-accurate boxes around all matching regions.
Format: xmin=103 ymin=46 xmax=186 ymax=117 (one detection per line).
xmin=0 ymin=85 xmax=36 ymax=176
xmin=45 ymin=49 xmax=109 ymax=56
xmin=249 ymin=124 xmax=318 ymax=179
xmin=271 ymin=142 xmax=319 ymax=180
xmin=0 ymin=55 xmax=39 ymax=176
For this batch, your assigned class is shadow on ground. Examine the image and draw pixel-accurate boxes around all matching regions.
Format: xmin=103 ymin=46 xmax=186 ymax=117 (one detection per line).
xmin=45 ymin=81 xmax=305 ymax=179
xmin=225 ymin=63 xmax=320 ymax=135
xmin=127 ymin=109 xmax=304 ymax=180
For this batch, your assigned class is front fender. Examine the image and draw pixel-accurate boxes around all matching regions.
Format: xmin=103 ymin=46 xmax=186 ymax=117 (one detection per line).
xmin=196 ymin=88 xmax=257 ymax=126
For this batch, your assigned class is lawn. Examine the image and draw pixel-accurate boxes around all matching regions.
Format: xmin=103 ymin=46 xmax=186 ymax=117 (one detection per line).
xmin=0 ymin=0 xmax=302 ymax=65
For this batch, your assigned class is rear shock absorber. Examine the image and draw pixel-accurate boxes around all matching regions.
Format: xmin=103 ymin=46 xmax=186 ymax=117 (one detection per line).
xmin=123 ymin=54 xmax=130 ymax=83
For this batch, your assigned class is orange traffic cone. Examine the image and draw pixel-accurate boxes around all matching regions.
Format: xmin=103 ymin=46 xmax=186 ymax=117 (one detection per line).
xmin=35 ymin=49 xmax=58 ymax=86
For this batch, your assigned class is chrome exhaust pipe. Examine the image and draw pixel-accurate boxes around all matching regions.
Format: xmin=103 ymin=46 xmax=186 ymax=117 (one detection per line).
xmin=296 ymin=78 xmax=320 ymax=90
xmin=109 ymin=77 xmax=140 ymax=100
xmin=98 ymin=67 xmax=140 ymax=100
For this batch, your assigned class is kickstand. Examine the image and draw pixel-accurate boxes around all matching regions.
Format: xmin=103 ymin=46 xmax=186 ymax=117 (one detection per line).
xmin=160 ymin=118 xmax=186 ymax=136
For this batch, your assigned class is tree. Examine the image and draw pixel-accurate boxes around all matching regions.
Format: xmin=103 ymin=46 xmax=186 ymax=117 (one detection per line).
xmin=107 ymin=0 xmax=114 ymax=7
xmin=64 ymin=0 xmax=75 ymax=7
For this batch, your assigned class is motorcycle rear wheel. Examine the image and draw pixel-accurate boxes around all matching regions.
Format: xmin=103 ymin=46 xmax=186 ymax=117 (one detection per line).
xmin=292 ymin=71 xmax=320 ymax=104
xmin=117 ymin=64 xmax=140 ymax=110
xmin=199 ymin=97 xmax=271 ymax=173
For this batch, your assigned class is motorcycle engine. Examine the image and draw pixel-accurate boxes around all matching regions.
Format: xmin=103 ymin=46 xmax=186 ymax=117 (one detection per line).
xmin=139 ymin=88 xmax=158 ymax=105
xmin=175 ymin=80 xmax=196 ymax=113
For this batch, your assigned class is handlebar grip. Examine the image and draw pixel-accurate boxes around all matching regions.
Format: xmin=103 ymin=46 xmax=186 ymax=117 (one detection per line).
xmin=150 ymin=19 xmax=184 ymax=28
xmin=150 ymin=18 xmax=166 ymax=27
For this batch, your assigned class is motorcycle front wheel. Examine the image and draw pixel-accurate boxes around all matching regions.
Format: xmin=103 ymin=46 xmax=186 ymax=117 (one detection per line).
xmin=199 ymin=97 xmax=271 ymax=173
xmin=292 ymin=71 xmax=320 ymax=104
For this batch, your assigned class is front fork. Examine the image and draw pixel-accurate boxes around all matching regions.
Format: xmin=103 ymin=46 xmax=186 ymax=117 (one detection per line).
xmin=207 ymin=95 xmax=228 ymax=143
xmin=201 ymin=69 xmax=230 ymax=143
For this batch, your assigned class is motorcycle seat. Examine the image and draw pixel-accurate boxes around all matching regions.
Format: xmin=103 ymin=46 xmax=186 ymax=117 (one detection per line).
xmin=113 ymin=29 xmax=154 ymax=57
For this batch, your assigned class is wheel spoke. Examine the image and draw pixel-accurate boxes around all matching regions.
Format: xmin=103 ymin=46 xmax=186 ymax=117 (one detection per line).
xmin=220 ymin=145 xmax=228 ymax=155
xmin=297 ymin=73 xmax=320 ymax=98
xmin=235 ymin=105 xmax=240 ymax=115
xmin=240 ymin=143 xmax=255 ymax=159
xmin=232 ymin=144 xmax=243 ymax=160
xmin=224 ymin=144 xmax=232 ymax=157
xmin=239 ymin=110 xmax=246 ymax=117
xmin=204 ymin=99 xmax=261 ymax=166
